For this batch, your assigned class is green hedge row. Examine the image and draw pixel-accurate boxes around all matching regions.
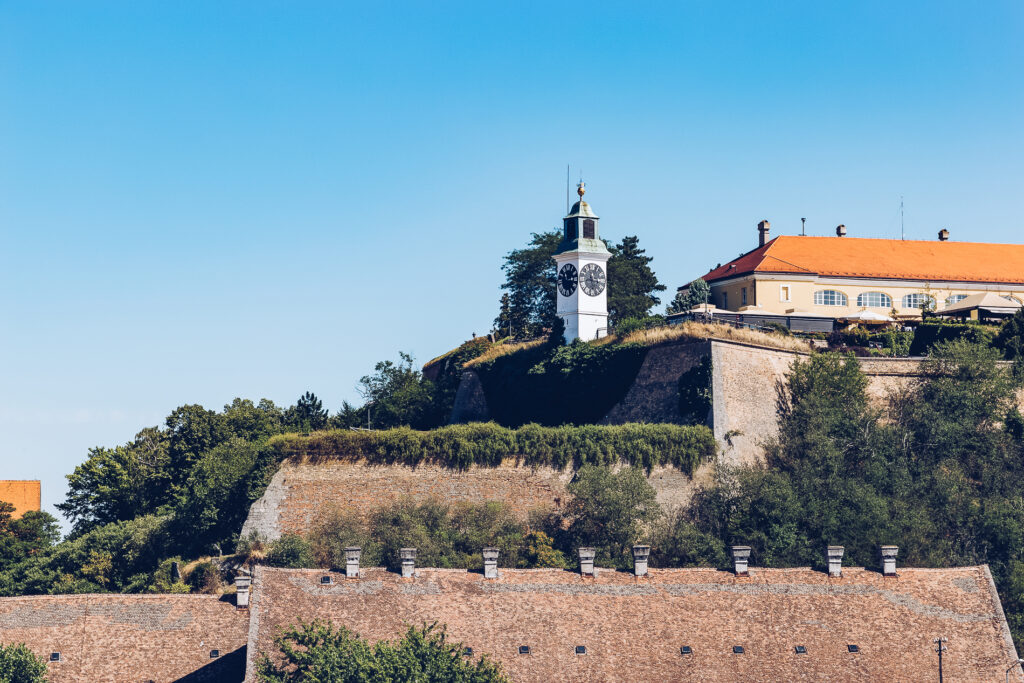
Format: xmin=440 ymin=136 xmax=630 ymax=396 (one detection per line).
xmin=269 ymin=422 xmax=716 ymax=474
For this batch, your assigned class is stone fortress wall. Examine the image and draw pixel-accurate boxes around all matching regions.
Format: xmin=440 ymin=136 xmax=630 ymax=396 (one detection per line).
xmin=243 ymin=339 xmax=954 ymax=541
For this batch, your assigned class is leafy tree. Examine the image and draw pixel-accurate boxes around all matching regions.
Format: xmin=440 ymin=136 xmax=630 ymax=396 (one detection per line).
xmin=607 ymin=235 xmax=665 ymax=325
xmin=257 ymin=620 xmax=507 ymax=683
xmin=494 ymin=293 xmax=512 ymax=338
xmin=224 ymin=398 xmax=284 ymax=441
xmin=58 ymin=428 xmax=170 ymax=536
xmin=667 ymin=278 xmax=710 ymax=314
xmin=493 ymin=231 xmax=560 ymax=338
xmin=168 ymin=438 xmax=277 ymax=558
xmin=558 ymin=465 xmax=661 ymax=569
xmin=340 ymin=353 xmax=439 ymax=430
xmin=266 ymin=534 xmax=314 ymax=569
xmin=0 ymin=643 xmax=47 ymax=683
xmin=285 ymin=392 xmax=329 ymax=433
xmin=996 ymin=309 xmax=1024 ymax=360
xmin=165 ymin=405 xmax=229 ymax=482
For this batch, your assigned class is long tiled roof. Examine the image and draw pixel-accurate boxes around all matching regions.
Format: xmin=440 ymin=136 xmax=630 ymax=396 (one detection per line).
xmin=246 ymin=564 xmax=1021 ymax=682
xmin=0 ymin=593 xmax=248 ymax=682
xmin=703 ymin=236 xmax=1024 ymax=284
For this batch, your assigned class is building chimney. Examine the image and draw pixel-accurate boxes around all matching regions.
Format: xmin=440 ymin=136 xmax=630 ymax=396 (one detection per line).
xmin=632 ymin=545 xmax=650 ymax=577
xmin=482 ymin=547 xmax=499 ymax=579
xmin=400 ymin=548 xmax=416 ymax=578
xmin=880 ymin=545 xmax=898 ymax=576
xmin=758 ymin=220 xmax=771 ymax=247
xmin=731 ymin=546 xmax=751 ymax=576
xmin=234 ymin=571 xmax=251 ymax=608
xmin=345 ymin=547 xmax=361 ymax=578
xmin=938 ymin=229 xmax=949 ymax=241
xmin=836 ymin=224 xmax=847 ymax=237
xmin=578 ymin=547 xmax=597 ymax=577
xmin=826 ymin=546 xmax=844 ymax=578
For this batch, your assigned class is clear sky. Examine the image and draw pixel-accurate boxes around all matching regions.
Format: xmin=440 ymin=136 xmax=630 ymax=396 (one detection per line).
xmin=1 ymin=1 xmax=1022 ymax=526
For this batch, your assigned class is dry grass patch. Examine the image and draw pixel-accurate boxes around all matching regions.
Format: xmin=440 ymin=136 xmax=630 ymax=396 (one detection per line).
xmin=619 ymin=322 xmax=812 ymax=353
xmin=463 ymin=339 xmax=545 ymax=368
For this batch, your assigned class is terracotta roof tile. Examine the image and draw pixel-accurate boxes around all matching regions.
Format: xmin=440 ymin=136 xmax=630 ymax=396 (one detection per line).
xmin=703 ymin=236 xmax=1024 ymax=284
xmin=0 ymin=593 xmax=248 ymax=682
xmin=247 ymin=564 xmax=1021 ymax=682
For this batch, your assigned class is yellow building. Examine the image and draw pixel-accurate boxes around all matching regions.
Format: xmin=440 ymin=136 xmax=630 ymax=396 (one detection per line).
xmin=693 ymin=222 xmax=1024 ymax=326
xmin=0 ymin=480 xmax=41 ymax=518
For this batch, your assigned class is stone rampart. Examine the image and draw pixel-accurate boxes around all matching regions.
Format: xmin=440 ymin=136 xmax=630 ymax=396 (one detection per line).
xmin=242 ymin=459 xmax=700 ymax=542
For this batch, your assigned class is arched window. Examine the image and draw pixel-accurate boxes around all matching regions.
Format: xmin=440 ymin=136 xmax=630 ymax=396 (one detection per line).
xmin=856 ymin=292 xmax=892 ymax=308
xmin=945 ymin=294 xmax=967 ymax=306
xmin=902 ymin=293 xmax=935 ymax=310
xmin=813 ymin=290 xmax=848 ymax=306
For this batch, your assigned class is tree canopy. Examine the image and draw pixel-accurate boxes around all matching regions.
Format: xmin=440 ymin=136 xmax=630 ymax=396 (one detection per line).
xmin=607 ymin=235 xmax=665 ymax=325
xmin=257 ymin=620 xmax=507 ymax=683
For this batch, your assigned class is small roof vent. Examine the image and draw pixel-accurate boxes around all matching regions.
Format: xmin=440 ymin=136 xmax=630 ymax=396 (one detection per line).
xmin=938 ymin=228 xmax=950 ymax=241
xmin=848 ymin=644 xmax=860 ymax=653
xmin=575 ymin=645 xmax=587 ymax=655
xmin=320 ymin=575 xmax=332 ymax=585
xmin=733 ymin=646 xmax=745 ymax=654
xmin=795 ymin=645 xmax=807 ymax=654
xmin=463 ymin=647 xmax=473 ymax=656
xmin=49 ymin=652 xmax=61 ymax=662
xmin=518 ymin=646 xmax=531 ymax=655
xmin=210 ymin=650 xmax=220 ymax=658
xmin=680 ymin=646 xmax=692 ymax=655
xmin=836 ymin=224 xmax=847 ymax=237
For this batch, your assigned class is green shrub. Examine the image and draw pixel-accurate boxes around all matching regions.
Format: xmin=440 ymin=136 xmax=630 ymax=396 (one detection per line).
xmin=270 ymin=423 xmax=716 ymax=476
xmin=615 ymin=315 xmax=665 ymax=336
xmin=909 ymin=320 xmax=997 ymax=356
xmin=186 ymin=561 xmax=221 ymax=593
xmin=0 ymin=643 xmax=47 ymax=683
xmin=678 ymin=356 xmax=712 ymax=424
xmin=266 ymin=534 xmax=314 ymax=568
xmin=307 ymin=508 xmax=379 ymax=569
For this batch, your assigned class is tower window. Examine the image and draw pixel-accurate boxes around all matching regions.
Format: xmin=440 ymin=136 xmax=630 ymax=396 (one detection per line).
xmin=583 ymin=219 xmax=595 ymax=239
xmin=565 ymin=219 xmax=577 ymax=241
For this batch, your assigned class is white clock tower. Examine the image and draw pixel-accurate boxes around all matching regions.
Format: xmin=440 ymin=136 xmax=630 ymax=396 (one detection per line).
xmin=553 ymin=181 xmax=611 ymax=343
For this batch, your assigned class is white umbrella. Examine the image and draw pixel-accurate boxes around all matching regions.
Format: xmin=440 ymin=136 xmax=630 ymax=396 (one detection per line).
xmin=842 ymin=309 xmax=895 ymax=323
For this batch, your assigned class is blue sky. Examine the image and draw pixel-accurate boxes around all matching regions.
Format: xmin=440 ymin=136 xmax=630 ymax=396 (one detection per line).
xmin=1 ymin=1 xmax=1022 ymax=526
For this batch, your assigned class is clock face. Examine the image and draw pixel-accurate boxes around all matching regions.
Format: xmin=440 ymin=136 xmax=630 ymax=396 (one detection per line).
xmin=580 ymin=263 xmax=606 ymax=297
xmin=558 ymin=263 xmax=578 ymax=297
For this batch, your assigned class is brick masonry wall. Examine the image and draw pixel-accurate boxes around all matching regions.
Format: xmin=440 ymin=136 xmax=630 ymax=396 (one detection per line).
xmin=0 ymin=593 xmax=249 ymax=682
xmin=245 ymin=341 xmax=1024 ymax=541
xmin=242 ymin=459 xmax=701 ymax=541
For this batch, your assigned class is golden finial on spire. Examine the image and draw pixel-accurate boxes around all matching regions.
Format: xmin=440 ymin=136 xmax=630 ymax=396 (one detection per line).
xmin=577 ymin=181 xmax=585 ymax=199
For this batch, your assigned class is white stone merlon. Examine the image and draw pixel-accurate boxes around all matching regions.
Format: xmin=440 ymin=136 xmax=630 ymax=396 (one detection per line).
xmin=827 ymin=546 xmax=845 ymax=577
xmin=881 ymin=545 xmax=899 ymax=577
xmin=482 ymin=547 xmax=499 ymax=579
xmin=345 ymin=547 xmax=361 ymax=578
xmin=731 ymin=546 xmax=751 ymax=576
xmin=578 ymin=547 xmax=597 ymax=577
xmin=632 ymin=546 xmax=650 ymax=577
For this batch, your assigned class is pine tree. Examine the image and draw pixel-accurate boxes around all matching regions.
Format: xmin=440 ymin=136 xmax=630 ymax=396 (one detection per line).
xmin=607 ymin=236 xmax=665 ymax=325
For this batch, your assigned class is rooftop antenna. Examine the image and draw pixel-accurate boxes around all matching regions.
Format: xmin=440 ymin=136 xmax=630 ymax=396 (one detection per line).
xmin=900 ymin=196 xmax=905 ymax=240
xmin=801 ymin=217 xmax=806 ymax=236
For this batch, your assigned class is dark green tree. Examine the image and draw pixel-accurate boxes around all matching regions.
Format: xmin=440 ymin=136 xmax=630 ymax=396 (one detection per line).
xmin=285 ymin=392 xmax=329 ymax=432
xmin=558 ymin=465 xmax=661 ymax=569
xmin=340 ymin=353 xmax=439 ymax=430
xmin=224 ymin=398 xmax=284 ymax=441
xmin=494 ymin=231 xmax=561 ymax=338
xmin=165 ymin=405 xmax=229 ymax=481
xmin=667 ymin=278 xmax=710 ymax=314
xmin=996 ymin=309 xmax=1024 ymax=360
xmin=58 ymin=427 xmax=170 ymax=536
xmin=0 ymin=642 xmax=47 ymax=682
xmin=257 ymin=620 xmax=507 ymax=683
xmin=607 ymin=236 xmax=665 ymax=325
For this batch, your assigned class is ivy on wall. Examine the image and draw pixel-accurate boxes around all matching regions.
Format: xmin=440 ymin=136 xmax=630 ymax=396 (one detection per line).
xmin=270 ymin=422 xmax=716 ymax=475
xmin=471 ymin=340 xmax=649 ymax=426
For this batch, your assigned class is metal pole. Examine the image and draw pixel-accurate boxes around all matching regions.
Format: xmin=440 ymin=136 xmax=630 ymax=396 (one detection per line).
xmin=934 ymin=637 xmax=947 ymax=683
xmin=1006 ymin=657 xmax=1024 ymax=683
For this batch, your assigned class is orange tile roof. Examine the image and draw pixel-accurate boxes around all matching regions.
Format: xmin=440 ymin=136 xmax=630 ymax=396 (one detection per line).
xmin=702 ymin=236 xmax=1024 ymax=284
xmin=248 ymin=565 xmax=1020 ymax=682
